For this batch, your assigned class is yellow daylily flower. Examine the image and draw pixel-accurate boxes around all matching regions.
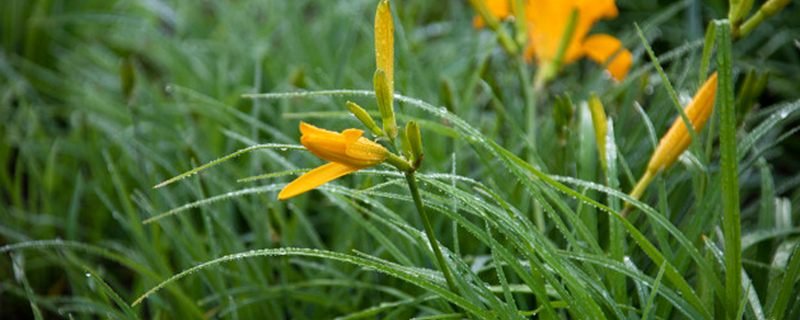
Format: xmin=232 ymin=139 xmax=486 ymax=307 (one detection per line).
xmin=474 ymin=0 xmax=632 ymax=81
xmin=278 ymin=122 xmax=388 ymax=200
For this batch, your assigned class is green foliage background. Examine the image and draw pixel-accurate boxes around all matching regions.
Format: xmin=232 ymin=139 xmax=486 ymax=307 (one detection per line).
xmin=2 ymin=0 xmax=800 ymax=319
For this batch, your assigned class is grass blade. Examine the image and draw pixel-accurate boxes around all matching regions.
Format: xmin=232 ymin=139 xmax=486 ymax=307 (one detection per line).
xmin=85 ymin=267 xmax=141 ymax=320
xmin=715 ymin=19 xmax=742 ymax=320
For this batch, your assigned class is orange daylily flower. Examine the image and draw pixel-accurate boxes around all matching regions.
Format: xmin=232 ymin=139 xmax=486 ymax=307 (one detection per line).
xmin=474 ymin=0 xmax=632 ymax=81
xmin=278 ymin=122 xmax=388 ymax=200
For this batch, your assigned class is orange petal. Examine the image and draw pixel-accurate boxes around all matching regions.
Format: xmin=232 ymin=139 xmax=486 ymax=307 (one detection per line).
xmin=277 ymin=162 xmax=362 ymax=200
xmin=582 ymin=34 xmax=632 ymax=81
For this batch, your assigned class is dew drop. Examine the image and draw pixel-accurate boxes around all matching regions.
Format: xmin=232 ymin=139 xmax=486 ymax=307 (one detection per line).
xmin=280 ymin=148 xmax=288 ymax=151
xmin=644 ymin=85 xmax=654 ymax=95
xmin=165 ymin=85 xmax=173 ymax=94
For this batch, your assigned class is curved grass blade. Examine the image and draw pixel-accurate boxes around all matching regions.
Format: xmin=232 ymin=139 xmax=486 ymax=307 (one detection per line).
xmin=85 ymin=267 xmax=140 ymax=320
xmin=143 ymin=184 xmax=284 ymax=224
xmin=154 ymin=144 xmax=303 ymax=188
xmin=130 ymin=248 xmax=495 ymax=319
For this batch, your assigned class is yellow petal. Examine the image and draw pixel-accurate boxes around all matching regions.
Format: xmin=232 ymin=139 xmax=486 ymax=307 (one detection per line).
xmin=582 ymin=34 xmax=632 ymax=81
xmin=277 ymin=162 xmax=362 ymax=200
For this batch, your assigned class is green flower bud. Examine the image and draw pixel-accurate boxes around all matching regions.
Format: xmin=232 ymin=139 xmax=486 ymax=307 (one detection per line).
xmin=346 ymin=101 xmax=384 ymax=137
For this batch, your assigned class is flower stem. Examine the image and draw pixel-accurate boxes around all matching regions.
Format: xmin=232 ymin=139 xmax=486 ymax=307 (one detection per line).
xmin=404 ymin=172 xmax=459 ymax=294
xmin=623 ymin=169 xmax=655 ymax=217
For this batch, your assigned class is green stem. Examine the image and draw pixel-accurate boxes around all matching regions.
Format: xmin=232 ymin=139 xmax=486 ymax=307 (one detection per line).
xmin=386 ymin=152 xmax=412 ymax=172
xmin=404 ymin=172 xmax=459 ymax=295
xmin=467 ymin=0 xmax=519 ymax=55
xmin=623 ymin=169 xmax=655 ymax=217
xmin=518 ymin=58 xmax=545 ymax=233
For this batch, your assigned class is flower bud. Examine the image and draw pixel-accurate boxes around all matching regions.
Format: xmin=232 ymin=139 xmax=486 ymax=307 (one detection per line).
xmin=588 ymin=93 xmax=608 ymax=170
xmin=346 ymin=101 xmax=384 ymax=137
xmin=375 ymin=0 xmax=394 ymax=96
xmin=406 ymin=120 xmax=423 ymax=166
xmin=374 ymin=70 xmax=397 ymax=139
xmin=628 ymin=73 xmax=718 ymax=205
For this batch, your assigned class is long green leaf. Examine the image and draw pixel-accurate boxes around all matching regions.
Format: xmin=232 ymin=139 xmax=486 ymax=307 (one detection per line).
xmin=716 ymin=19 xmax=742 ymax=320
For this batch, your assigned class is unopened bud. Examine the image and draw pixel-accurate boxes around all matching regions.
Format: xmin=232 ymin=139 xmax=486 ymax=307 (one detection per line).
xmin=588 ymin=93 xmax=608 ymax=170
xmin=406 ymin=120 xmax=423 ymax=165
xmin=628 ymin=73 xmax=718 ymax=206
xmin=374 ymin=70 xmax=397 ymax=139
xmin=375 ymin=0 xmax=394 ymax=97
xmin=346 ymin=101 xmax=384 ymax=137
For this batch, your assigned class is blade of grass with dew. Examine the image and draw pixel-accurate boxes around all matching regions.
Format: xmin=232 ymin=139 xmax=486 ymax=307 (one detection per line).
xmin=131 ymin=248 xmax=495 ymax=319
xmin=144 ymin=184 xmax=284 ymax=224
xmin=417 ymin=177 xmax=611 ymax=319
xmin=12 ymin=255 xmax=44 ymax=320
xmin=153 ymin=144 xmax=303 ymax=188
xmin=236 ymin=168 xmax=312 ymax=183
xmin=560 ymin=251 xmax=704 ymax=319
xmin=767 ymin=240 xmax=800 ymax=320
xmin=604 ymin=119 xmax=628 ymax=306
xmin=716 ymin=19 xmax=742 ymax=320
xmin=329 ymin=194 xmax=415 ymax=266
xmin=1 ymin=240 xmax=160 ymax=279
xmin=635 ymin=23 xmax=704 ymax=167
xmin=85 ymin=267 xmax=141 ymax=320
xmin=699 ymin=21 xmax=717 ymax=86
xmin=642 ymin=264 xmax=667 ymax=320
xmin=703 ymin=237 xmax=766 ymax=320
xmin=384 ymin=180 xmax=562 ymax=319
xmin=738 ymin=99 xmax=800 ymax=163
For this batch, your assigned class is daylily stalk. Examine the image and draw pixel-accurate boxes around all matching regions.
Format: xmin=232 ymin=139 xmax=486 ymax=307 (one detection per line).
xmin=534 ymin=8 xmax=579 ymax=89
xmin=405 ymin=171 xmax=459 ymax=296
xmin=736 ymin=0 xmax=794 ymax=40
xmin=467 ymin=0 xmax=519 ymax=55
xmin=627 ymin=73 xmax=719 ymax=211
